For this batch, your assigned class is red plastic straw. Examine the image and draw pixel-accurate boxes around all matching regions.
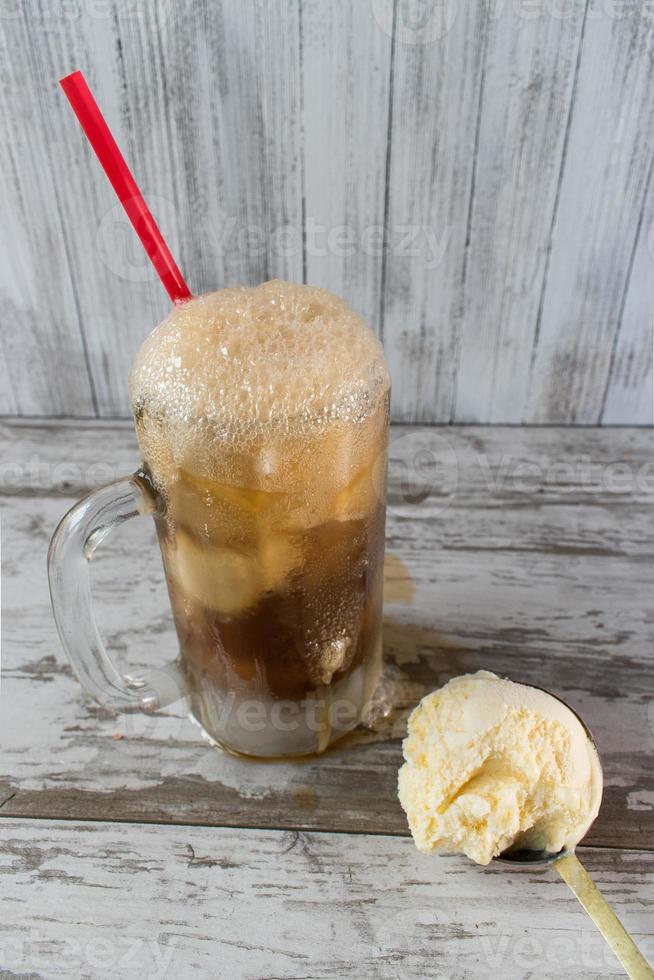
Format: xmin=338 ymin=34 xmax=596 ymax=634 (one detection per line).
xmin=60 ymin=70 xmax=192 ymax=304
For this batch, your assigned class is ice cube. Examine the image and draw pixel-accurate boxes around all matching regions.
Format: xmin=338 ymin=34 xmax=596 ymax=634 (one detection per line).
xmin=330 ymin=449 xmax=386 ymax=521
xmin=172 ymin=527 xmax=302 ymax=617
xmin=172 ymin=530 xmax=262 ymax=616
xmin=170 ymin=468 xmax=280 ymax=543
xmin=258 ymin=531 xmax=302 ymax=593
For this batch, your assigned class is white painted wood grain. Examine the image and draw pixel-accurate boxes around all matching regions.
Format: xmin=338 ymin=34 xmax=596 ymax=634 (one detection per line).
xmin=74 ymin=0 xmax=303 ymax=416
xmin=0 ymin=421 xmax=652 ymax=847
xmin=0 ymin=332 xmax=18 ymax=416
xmin=453 ymin=2 xmax=586 ymax=423
xmin=0 ymin=10 xmax=97 ymax=415
xmin=1 ymin=2 xmax=176 ymax=418
xmin=2 ymin=421 xmax=653 ymax=975
xmin=602 ymin=156 xmax=654 ymax=424
xmin=302 ymin=0 xmax=392 ymax=329
xmin=1 ymin=4 xmax=653 ymax=422
xmin=1 ymin=819 xmax=653 ymax=980
xmin=381 ymin=1 xmax=487 ymax=422
xmin=0 ymin=1 xmax=303 ymax=418
xmin=527 ymin=1 xmax=654 ymax=423
xmin=71 ymin=1 xmax=195 ymax=416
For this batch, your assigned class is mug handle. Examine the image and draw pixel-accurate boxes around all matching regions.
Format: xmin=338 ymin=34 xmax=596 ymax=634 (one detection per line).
xmin=48 ymin=472 xmax=187 ymax=713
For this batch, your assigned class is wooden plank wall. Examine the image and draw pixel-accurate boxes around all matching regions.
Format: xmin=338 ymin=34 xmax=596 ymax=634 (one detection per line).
xmin=0 ymin=0 xmax=652 ymax=423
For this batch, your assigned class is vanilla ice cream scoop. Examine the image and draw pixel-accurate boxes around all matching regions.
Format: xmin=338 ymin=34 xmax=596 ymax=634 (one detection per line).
xmin=398 ymin=670 xmax=603 ymax=866
xmin=398 ymin=672 xmax=654 ymax=977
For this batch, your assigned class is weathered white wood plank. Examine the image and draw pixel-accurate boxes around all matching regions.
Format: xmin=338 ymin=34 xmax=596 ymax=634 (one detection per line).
xmin=1 ymin=820 xmax=653 ymax=979
xmin=1 ymin=3 xmax=176 ymax=418
xmin=0 ymin=334 xmax=18 ymax=416
xmin=453 ymin=3 xmax=586 ymax=423
xmin=75 ymin=0 xmax=304 ymax=416
xmin=0 ymin=10 xmax=97 ymax=415
xmin=302 ymin=0 xmax=393 ymax=329
xmin=169 ymin=0 xmax=304 ymax=289
xmin=0 ymin=421 xmax=652 ymax=846
xmin=602 ymin=158 xmax=654 ymax=424
xmin=0 ymin=2 xmax=303 ymax=418
xmin=69 ymin=1 xmax=193 ymax=416
xmin=528 ymin=2 xmax=654 ymax=423
xmin=380 ymin=1 xmax=488 ymax=422
xmin=2 ymin=4 xmax=654 ymax=422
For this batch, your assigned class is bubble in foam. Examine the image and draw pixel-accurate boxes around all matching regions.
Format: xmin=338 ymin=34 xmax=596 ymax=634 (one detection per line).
xmin=129 ymin=280 xmax=390 ymax=442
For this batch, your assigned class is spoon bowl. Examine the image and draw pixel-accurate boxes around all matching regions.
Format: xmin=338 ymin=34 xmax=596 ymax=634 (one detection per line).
xmin=495 ymin=683 xmax=600 ymax=866
xmin=496 ymin=846 xmax=567 ymax=865
xmin=493 ymin=684 xmax=653 ymax=979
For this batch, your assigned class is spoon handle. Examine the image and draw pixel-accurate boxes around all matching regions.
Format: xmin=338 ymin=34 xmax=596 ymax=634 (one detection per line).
xmin=554 ymin=852 xmax=653 ymax=979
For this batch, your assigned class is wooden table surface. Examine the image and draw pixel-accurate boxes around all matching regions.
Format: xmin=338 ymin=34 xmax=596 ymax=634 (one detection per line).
xmin=1 ymin=419 xmax=652 ymax=978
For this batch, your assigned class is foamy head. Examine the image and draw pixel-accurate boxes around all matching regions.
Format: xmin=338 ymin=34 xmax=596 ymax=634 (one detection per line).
xmin=129 ymin=280 xmax=390 ymax=497
xmin=130 ymin=280 xmax=388 ymax=437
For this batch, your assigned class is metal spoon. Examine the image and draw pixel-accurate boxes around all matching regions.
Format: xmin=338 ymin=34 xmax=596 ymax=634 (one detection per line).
xmin=496 ymin=690 xmax=653 ymax=980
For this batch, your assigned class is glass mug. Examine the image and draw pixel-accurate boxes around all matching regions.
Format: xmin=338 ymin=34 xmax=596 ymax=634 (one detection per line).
xmin=48 ymin=284 xmax=390 ymax=758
